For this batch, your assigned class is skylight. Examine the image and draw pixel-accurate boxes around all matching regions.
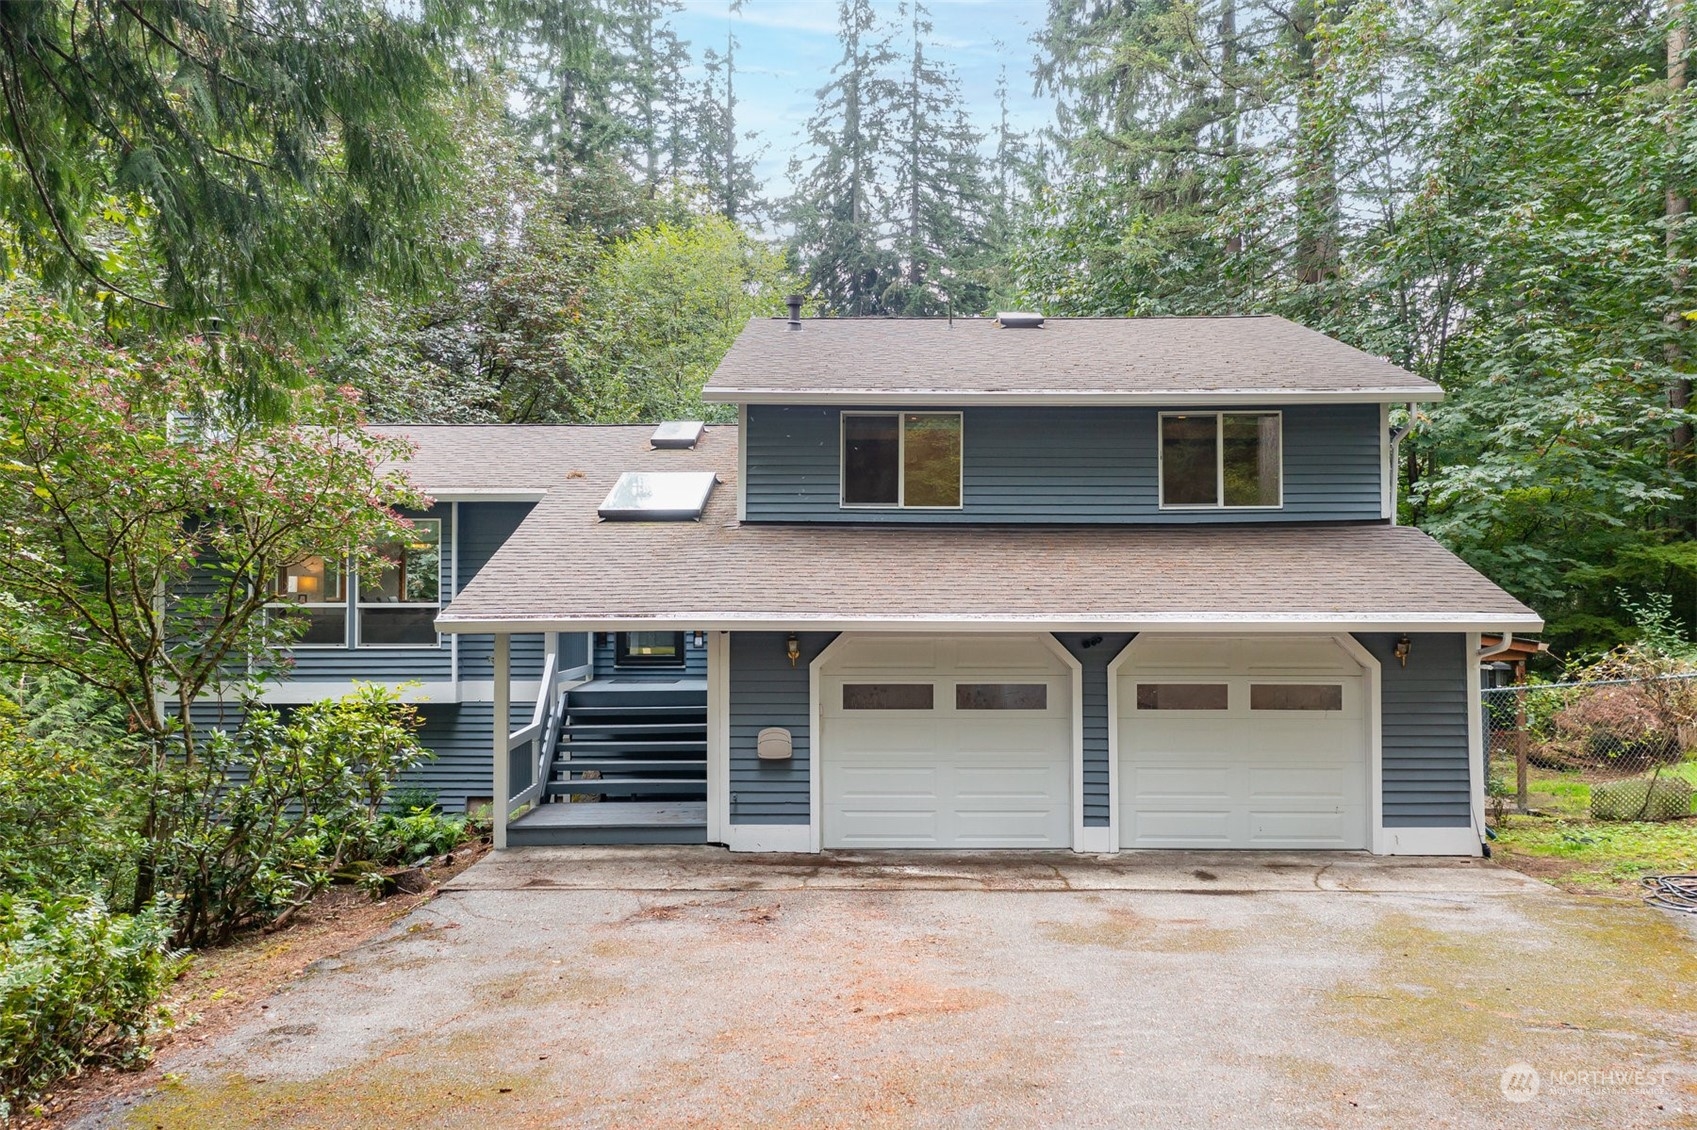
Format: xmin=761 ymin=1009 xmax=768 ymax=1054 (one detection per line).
xmin=597 ymin=471 xmax=718 ymax=521
xmin=650 ymin=420 xmax=706 ymax=449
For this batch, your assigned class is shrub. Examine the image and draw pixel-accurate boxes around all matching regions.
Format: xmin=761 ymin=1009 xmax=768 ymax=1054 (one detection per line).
xmin=155 ymin=685 xmax=430 ymax=946
xmin=375 ymin=810 xmax=471 ymax=867
xmin=1591 ymin=775 xmax=1696 ymax=822
xmin=0 ymin=895 xmax=184 ymax=1116
xmin=0 ymin=700 xmax=138 ymax=903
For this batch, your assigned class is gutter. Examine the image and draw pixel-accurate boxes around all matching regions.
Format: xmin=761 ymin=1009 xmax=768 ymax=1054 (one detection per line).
xmin=1477 ymin=632 xmax=1516 ymax=661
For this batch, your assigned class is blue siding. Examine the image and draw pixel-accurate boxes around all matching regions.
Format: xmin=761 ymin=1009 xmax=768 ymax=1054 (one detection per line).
xmin=1356 ymin=632 xmax=1472 ymax=827
xmin=743 ymin=404 xmax=1383 ymax=524
xmin=1054 ymin=633 xmax=1136 ymax=828
xmin=454 ymin=502 xmax=544 ymax=682
xmin=727 ymin=631 xmax=837 ymax=826
xmin=591 ymin=632 xmax=710 ymax=679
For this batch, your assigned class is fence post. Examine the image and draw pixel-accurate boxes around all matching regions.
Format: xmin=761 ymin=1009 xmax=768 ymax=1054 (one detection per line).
xmin=1513 ymin=659 xmax=1529 ymax=813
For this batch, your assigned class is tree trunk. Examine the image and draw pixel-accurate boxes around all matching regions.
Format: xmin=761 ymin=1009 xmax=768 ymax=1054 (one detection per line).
xmin=1670 ymin=0 xmax=1693 ymax=466
xmin=724 ymin=25 xmax=737 ymax=221
xmin=1292 ymin=0 xmax=1340 ymax=287
xmin=1221 ymin=0 xmax=1241 ymax=259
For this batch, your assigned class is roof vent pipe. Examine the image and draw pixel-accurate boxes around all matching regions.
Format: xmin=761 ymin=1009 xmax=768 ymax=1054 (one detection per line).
xmin=785 ymin=294 xmax=804 ymax=329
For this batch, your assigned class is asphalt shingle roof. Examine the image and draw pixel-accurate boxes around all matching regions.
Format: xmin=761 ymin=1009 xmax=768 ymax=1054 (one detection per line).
xmin=701 ymin=315 xmax=1444 ymax=404
xmin=411 ymin=426 xmax=1539 ymax=632
xmin=372 ymin=424 xmax=727 ymax=495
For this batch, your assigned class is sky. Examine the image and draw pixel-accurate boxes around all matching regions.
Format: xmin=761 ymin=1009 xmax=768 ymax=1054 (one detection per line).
xmin=667 ymin=0 xmax=1058 ymax=204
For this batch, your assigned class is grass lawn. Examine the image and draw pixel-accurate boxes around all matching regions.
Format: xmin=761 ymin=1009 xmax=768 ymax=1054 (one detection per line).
xmin=1489 ymin=756 xmax=1697 ymax=890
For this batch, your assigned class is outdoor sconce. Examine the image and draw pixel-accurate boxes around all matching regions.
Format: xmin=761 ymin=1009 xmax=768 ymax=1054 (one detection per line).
xmin=786 ymin=633 xmax=800 ymax=668
xmin=692 ymin=630 xmax=705 ymax=648
xmin=1394 ymin=635 xmax=1411 ymax=668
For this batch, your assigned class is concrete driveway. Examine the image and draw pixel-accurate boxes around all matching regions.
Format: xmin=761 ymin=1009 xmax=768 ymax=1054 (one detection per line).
xmin=92 ymin=849 xmax=1697 ymax=1129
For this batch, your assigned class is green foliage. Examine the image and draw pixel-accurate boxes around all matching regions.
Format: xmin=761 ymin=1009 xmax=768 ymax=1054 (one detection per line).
xmin=158 ymin=686 xmax=431 ymax=946
xmin=1590 ymin=774 xmax=1696 ymax=821
xmin=375 ymin=810 xmax=472 ymax=867
xmin=0 ymin=700 xmax=137 ymax=903
xmin=0 ymin=893 xmax=184 ymax=1116
xmin=0 ymin=0 xmax=468 ymax=405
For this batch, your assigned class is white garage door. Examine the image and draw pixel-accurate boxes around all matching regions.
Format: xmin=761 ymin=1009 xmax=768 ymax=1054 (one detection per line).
xmin=1118 ymin=636 xmax=1370 ymax=849
xmin=822 ymin=635 xmax=1073 ymax=848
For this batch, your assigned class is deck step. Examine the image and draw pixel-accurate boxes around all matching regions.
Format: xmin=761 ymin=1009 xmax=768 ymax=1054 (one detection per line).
xmin=507 ymin=801 xmax=707 ymax=846
xmin=564 ymin=721 xmax=706 ymax=736
xmin=555 ymin=758 xmax=707 ymax=773
xmin=561 ymin=739 xmax=707 ymax=753
xmin=563 ymin=704 xmax=707 ymax=716
xmin=546 ymin=778 xmax=705 ymax=796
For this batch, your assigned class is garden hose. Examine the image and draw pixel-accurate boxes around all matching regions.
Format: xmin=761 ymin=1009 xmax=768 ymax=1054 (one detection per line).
xmin=1642 ymin=874 xmax=1697 ymax=914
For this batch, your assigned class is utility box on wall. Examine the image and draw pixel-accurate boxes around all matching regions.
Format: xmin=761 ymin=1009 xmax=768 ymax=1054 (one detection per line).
xmin=756 ymin=727 xmax=793 ymax=761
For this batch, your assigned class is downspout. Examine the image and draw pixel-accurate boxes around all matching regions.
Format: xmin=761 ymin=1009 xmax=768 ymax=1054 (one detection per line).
xmin=1388 ymin=402 xmax=1416 ymax=527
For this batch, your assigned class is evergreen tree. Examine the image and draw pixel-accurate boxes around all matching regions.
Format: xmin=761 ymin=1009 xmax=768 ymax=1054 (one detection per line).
xmin=881 ymin=0 xmax=991 ymax=314
xmin=694 ymin=18 xmax=766 ymax=224
xmin=0 ymin=0 xmax=467 ymax=408
xmin=782 ymin=0 xmax=900 ymax=315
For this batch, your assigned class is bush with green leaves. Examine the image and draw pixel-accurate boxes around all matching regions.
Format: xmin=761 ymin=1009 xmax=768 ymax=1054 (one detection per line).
xmin=0 ymin=894 xmax=184 ymax=1117
xmin=156 ymin=685 xmax=431 ymax=946
xmin=0 ymin=700 xmax=137 ymax=903
xmin=1591 ymin=775 xmax=1697 ymax=822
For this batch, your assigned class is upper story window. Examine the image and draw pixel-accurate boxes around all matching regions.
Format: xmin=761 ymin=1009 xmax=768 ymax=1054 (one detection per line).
xmin=1159 ymin=412 xmax=1282 ymax=509
xmin=357 ymin=519 xmax=442 ymax=648
xmin=269 ymin=556 xmax=348 ymax=648
xmin=841 ymin=411 xmax=962 ymax=508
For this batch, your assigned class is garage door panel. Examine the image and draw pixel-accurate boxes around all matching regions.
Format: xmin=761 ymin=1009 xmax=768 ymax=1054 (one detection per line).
xmin=822 ymin=638 xmax=1072 ymax=850
xmin=1132 ymin=766 xmax=1233 ymax=800
xmin=1119 ymin=636 xmax=1370 ymax=851
xmin=1248 ymin=809 xmax=1360 ymax=846
xmin=1130 ymin=809 xmax=1235 ymax=845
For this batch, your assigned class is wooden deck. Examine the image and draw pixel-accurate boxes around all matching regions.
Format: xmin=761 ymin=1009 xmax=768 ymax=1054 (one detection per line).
xmin=507 ymin=801 xmax=709 ymax=846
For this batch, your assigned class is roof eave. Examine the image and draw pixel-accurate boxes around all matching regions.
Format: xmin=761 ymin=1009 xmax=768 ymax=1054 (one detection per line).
xmin=436 ymin=611 xmax=1543 ymax=635
xmin=699 ymin=388 xmax=1445 ymax=406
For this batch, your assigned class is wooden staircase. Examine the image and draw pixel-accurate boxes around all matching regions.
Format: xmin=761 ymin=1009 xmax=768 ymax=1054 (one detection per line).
xmin=507 ymin=678 xmax=708 ymax=846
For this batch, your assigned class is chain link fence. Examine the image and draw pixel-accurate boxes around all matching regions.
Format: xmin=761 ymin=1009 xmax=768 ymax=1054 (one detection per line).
xmin=1484 ymin=673 xmax=1697 ymax=821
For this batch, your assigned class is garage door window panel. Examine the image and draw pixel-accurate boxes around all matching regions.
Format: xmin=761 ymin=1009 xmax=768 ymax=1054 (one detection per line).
xmin=1250 ymin=684 xmax=1344 ymax=711
xmin=956 ymin=683 xmax=1048 ymax=710
xmin=843 ymin=683 xmax=935 ymax=710
xmin=841 ymin=412 xmax=962 ymax=509
xmin=1135 ymin=683 xmax=1229 ymax=710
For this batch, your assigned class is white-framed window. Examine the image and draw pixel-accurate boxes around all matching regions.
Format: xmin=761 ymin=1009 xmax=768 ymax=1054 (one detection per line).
xmin=268 ymin=555 xmax=349 ymax=648
xmin=356 ymin=518 xmax=442 ymax=648
xmin=840 ymin=411 xmax=963 ymax=509
xmin=1158 ymin=411 xmax=1283 ymax=509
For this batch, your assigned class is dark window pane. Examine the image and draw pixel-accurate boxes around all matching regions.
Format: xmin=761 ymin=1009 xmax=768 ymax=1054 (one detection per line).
xmin=956 ymin=683 xmax=1047 ymax=710
xmin=843 ymin=683 xmax=935 ymax=710
xmin=1135 ymin=683 xmax=1229 ymax=710
xmin=296 ymin=609 xmax=347 ymax=647
xmin=1250 ymin=683 xmax=1343 ymax=711
xmin=1160 ymin=416 xmax=1218 ymax=505
xmin=903 ymin=413 xmax=961 ymax=507
xmin=617 ymin=631 xmax=685 ymax=667
xmin=1223 ymin=414 xmax=1280 ymax=507
xmin=843 ymin=415 xmax=900 ymax=505
xmin=359 ymin=607 xmax=438 ymax=646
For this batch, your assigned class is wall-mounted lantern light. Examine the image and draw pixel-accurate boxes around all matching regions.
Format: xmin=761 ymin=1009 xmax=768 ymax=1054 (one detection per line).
xmin=1394 ymin=635 xmax=1411 ymax=668
xmin=786 ymin=633 xmax=800 ymax=668
xmin=692 ymin=630 xmax=705 ymax=648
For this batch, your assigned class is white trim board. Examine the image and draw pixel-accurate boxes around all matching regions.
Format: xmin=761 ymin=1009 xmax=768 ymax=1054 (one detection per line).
xmin=438 ymin=613 xmax=1546 ymax=635
xmin=707 ymin=630 xmax=731 ymax=844
xmin=701 ymin=389 xmax=1445 ymax=407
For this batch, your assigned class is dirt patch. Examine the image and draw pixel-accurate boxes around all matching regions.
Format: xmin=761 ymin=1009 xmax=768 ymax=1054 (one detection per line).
xmin=1038 ymin=907 xmax=1246 ymax=953
xmin=20 ymin=844 xmax=488 ymax=1128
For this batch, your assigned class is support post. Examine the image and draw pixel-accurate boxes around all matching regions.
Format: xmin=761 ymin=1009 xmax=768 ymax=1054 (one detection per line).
xmin=1513 ymin=658 xmax=1529 ymax=814
xmin=493 ymin=633 xmax=510 ymax=850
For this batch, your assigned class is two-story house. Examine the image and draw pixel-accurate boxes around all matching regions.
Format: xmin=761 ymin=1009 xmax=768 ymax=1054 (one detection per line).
xmin=250 ymin=312 xmax=1542 ymax=857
